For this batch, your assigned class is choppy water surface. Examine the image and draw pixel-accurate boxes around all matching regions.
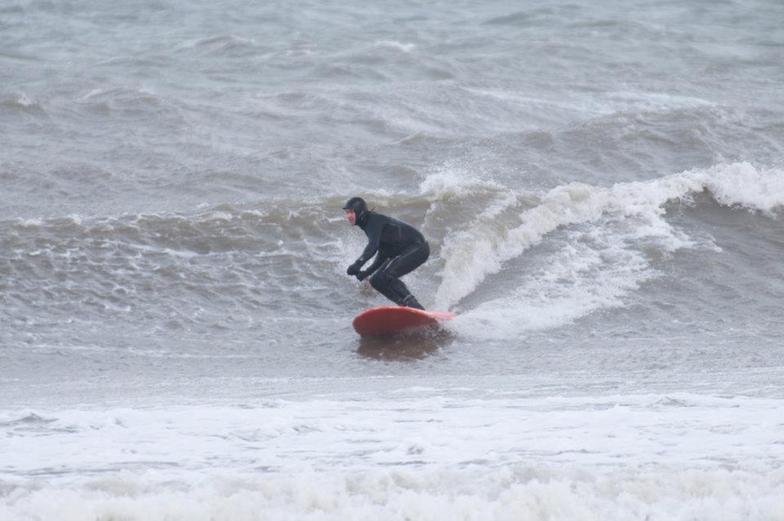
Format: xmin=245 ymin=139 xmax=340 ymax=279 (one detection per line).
xmin=2 ymin=0 xmax=784 ymax=519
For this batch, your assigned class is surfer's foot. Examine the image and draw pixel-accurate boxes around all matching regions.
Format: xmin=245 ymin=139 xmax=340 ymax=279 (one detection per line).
xmin=400 ymin=295 xmax=424 ymax=310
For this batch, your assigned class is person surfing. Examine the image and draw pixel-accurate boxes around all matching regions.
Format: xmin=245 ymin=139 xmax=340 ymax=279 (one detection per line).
xmin=343 ymin=197 xmax=428 ymax=310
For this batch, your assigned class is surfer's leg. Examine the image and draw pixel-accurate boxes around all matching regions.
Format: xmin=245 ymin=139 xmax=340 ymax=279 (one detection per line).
xmin=388 ymin=242 xmax=430 ymax=279
xmin=371 ymin=274 xmax=422 ymax=309
xmin=399 ymin=293 xmax=424 ymax=310
xmin=370 ymin=242 xmax=429 ymax=309
xmin=369 ymin=266 xmax=409 ymax=305
xmin=369 ymin=259 xmax=402 ymax=304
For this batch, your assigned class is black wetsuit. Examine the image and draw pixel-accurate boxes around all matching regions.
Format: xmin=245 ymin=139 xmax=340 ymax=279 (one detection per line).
xmin=352 ymin=212 xmax=429 ymax=309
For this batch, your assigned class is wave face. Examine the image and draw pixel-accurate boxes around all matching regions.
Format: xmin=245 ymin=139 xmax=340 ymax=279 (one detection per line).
xmin=3 ymin=0 xmax=784 ymax=519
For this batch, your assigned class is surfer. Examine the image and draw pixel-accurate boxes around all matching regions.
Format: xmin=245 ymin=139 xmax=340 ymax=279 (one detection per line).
xmin=343 ymin=197 xmax=428 ymax=310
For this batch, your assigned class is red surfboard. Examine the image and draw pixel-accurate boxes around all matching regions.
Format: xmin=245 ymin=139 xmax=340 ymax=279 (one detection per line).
xmin=353 ymin=306 xmax=455 ymax=337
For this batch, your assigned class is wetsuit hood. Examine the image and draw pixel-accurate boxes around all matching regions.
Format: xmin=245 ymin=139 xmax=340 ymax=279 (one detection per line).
xmin=342 ymin=197 xmax=370 ymax=226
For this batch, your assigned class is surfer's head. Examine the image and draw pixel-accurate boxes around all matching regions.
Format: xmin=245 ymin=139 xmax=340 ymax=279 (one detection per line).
xmin=342 ymin=197 xmax=368 ymax=226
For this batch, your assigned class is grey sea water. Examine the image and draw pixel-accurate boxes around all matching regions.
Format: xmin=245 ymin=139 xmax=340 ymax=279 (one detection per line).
xmin=2 ymin=1 xmax=784 ymax=519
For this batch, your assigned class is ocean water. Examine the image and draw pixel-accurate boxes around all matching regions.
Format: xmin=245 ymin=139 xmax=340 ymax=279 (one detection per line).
xmin=2 ymin=0 xmax=784 ymax=519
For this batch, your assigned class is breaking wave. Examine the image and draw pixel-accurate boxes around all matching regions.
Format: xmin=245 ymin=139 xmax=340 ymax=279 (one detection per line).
xmin=424 ymin=162 xmax=783 ymax=335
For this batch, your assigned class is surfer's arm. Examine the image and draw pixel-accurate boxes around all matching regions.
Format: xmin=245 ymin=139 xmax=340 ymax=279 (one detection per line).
xmin=362 ymin=253 xmax=387 ymax=276
xmin=356 ymin=217 xmax=385 ymax=265
xmin=348 ymin=225 xmax=381 ymax=275
xmin=348 ymin=214 xmax=385 ymax=276
xmin=348 ymin=241 xmax=378 ymax=275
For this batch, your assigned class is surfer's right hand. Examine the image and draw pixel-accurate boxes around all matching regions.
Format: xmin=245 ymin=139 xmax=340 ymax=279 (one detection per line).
xmin=346 ymin=261 xmax=362 ymax=276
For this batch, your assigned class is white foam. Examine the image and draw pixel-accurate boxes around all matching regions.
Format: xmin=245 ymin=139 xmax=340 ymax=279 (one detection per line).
xmin=2 ymin=394 xmax=782 ymax=472
xmin=454 ymin=240 xmax=652 ymax=337
xmin=697 ymin=162 xmax=784 ymax=214
xmin=2 ymin=394 xmax=783 ymax=520
xmin=3 ymin=466 xmax=783 ymax=521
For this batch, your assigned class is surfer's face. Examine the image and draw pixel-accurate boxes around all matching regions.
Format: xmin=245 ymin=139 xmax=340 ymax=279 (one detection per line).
xmin=345 ymin=209 xmax=356 ymax=225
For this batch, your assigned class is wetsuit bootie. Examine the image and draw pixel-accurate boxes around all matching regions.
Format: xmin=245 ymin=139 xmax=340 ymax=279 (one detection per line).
xmin=400 ymin=294 xmax=424 ymax=310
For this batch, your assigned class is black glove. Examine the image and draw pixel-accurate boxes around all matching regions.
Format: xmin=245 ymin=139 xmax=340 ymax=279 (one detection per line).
xmin=356 ymin=270 xmax=370 ymax=282
xmin=346 ymin=261 xmax=362 ymax=276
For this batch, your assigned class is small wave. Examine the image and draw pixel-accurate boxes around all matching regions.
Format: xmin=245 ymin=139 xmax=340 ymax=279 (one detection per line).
xmin=483 ymin=8 xmax=555 ymax=26
xmin=75 ymin=86 xmax=182 ymax=120
xmin=420 ymin=169 xmax=509 ymax=201
xmin=179 ymin=34 xmax=267 ymax=57
xmin=79 ymin=87 xmax=159 ymax=104
xmin=602 ymin=91 xmax=714 ymax=114
xmin=374 ymin=40 xmax=417 ymax=53
xmin=0 ymin=412 xmax=56 ymax=427
xmin=0 ymin=93 xmax=45 ymax=114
